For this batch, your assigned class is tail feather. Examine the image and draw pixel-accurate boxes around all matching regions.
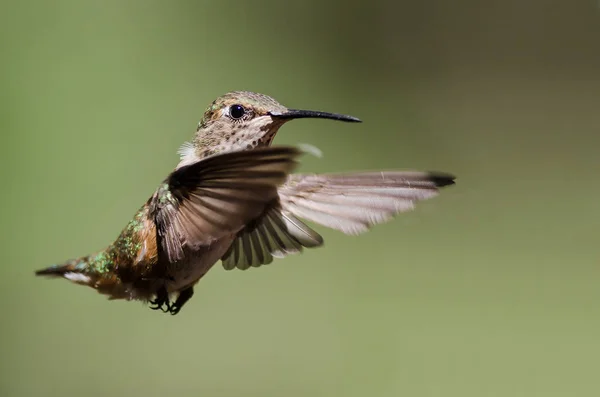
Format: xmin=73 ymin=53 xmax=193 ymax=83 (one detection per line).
xmin=36 ymin=253 xmax=133 ymax=300
xmin=35 ymin=258 xmax=94 ymax=286
xmin=35 ymin=263 xmax=73 ymax=277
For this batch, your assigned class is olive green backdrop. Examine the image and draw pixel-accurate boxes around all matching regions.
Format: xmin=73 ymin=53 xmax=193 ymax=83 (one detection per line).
xmin=2 ymin=1 xmax=600 ymax=396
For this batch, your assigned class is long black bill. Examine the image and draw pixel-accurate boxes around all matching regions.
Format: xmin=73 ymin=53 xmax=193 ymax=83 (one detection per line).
xmin=269 ymin=109 xmax=361 ymax=123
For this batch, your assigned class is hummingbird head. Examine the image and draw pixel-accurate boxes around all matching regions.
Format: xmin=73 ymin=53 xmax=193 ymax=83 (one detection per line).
xmin=181 ymin=91 xmax=361 ymax=164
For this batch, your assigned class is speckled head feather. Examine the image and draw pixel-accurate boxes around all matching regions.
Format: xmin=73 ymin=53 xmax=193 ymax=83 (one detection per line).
xmin=177 ymin=91 xmax=360 ymax=166
xmin=180 ymin=91 xmax=290 ymax=164
xmin=198 ymin=91 xmax=287 ymax=129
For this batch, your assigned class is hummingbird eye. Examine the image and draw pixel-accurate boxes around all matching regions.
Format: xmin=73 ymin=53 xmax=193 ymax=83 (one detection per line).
xmin=228 ymin=104 xmax=246 ymax=120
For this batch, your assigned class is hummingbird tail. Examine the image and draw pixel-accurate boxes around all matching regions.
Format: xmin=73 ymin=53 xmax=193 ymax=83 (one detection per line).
xmin=36 ymin=253 xmax=132 ymax=300
xmin=35 ymin=257 xmax=96 ymax=286
xmin=278 ymin=171 xmax=456 ymax=235
xmin=35 ymin=263 xmax=72 ymax=277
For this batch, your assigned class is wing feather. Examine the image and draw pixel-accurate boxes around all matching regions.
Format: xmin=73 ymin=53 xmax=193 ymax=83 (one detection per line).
xmin=278 ymin=171 xmax=455 ymax=235
xmin=151 ymin=146 xmax=302 ymax=263
xmin=221 ymin=170 xmax=455 ymax=270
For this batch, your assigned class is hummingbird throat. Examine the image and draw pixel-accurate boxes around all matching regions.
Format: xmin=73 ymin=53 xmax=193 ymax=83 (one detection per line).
xmin=180 ymin=119 xmax=284 ymax=165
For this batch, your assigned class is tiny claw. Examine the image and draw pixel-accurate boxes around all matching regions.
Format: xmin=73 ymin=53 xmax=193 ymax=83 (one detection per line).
xmin=168 ymin=287 xmax=193 ymax=316
xmin=148 ymin=299 xmax=161 ymax=311
xmin=148 ymin=287 xmax=172 ymax=314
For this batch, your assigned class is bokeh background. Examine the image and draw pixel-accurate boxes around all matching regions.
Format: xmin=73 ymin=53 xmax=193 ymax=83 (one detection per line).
xmin=2 ymin=1 xmax=600 ymax=396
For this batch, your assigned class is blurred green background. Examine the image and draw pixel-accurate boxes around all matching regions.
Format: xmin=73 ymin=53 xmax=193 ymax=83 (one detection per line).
xmin=2 ymin=1 xmax=600 ymax=396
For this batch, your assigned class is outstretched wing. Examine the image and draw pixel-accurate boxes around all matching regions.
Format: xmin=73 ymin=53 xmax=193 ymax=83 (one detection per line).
xmin=221 ymin=171 xmax=455 ymax=270
xmin=279 ymin=171 xmax=455 ymax=234
xmin=150 ymin=146 xmax=302 ymax=263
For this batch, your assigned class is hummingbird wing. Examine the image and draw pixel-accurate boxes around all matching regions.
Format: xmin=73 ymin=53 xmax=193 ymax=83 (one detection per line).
xmin=221 ymin=206 xmax=323 ymax=270
xmin=278 ymin=171 xmax=455 ymax=234
xmin=151 ymin=146 xmax=302 ymax=263
xmin=221 ymin=171 xmax=455 ymax=270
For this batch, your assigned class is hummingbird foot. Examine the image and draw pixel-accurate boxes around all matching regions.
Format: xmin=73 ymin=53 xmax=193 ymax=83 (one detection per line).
xmin=148 ymin=286 xmax=171 ymax=313
xmin=168 ymin=287 xmax=194 ymax=315
xmin=147 ymin=286 xmax=194 ymax=315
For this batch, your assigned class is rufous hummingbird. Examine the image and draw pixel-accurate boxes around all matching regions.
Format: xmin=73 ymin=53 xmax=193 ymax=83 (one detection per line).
xmin=36 ymin=91 xmax=455 ymax=315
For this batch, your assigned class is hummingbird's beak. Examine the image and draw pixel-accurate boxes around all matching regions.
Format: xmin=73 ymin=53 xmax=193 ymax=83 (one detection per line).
xmin=268 ymin=109 xmax=361 ymax=123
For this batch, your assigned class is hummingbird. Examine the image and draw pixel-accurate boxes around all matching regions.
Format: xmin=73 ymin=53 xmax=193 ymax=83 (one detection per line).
xmin=35 ymin=91 xmax=456 ymax=315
